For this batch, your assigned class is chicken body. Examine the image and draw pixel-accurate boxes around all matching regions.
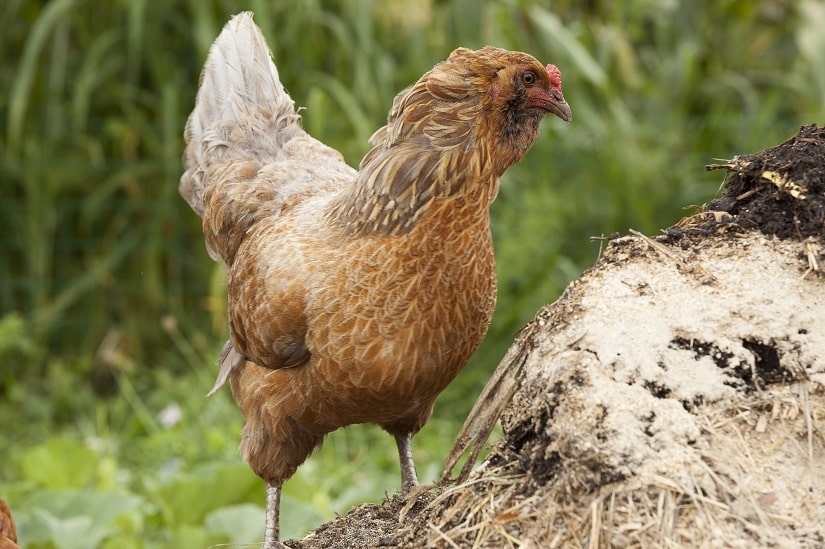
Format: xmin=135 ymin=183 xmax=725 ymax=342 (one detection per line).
xmin=181 ymin=12 xmax=570 ymax=545
xmin=226 ymin=183 xmax=496 ymax=484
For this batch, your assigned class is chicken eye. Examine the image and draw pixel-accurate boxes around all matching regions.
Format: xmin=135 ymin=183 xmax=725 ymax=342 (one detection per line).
xmin=522 ymin=70 xmax=536 ymax=86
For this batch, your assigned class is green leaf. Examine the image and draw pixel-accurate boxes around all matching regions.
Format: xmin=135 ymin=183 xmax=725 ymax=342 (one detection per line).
xmin=144 ymin=461 xmax=259 ymax=525
xmin=20 ymin=490 xmax=143 ymax=549
xmin=20 ymin=438 xmax=98 ymax=490
xmin=33 ymin=510 xmax=108 ymax=549
xmin=204 ymin=503 xmax=266 ymax=544
xmin=279 ymin=492 xmax=329 ymax=540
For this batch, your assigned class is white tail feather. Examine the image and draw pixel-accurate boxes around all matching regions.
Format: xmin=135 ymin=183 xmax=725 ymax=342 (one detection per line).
xmin=183 ymin=13 xmax=356 ymax=394
xmin=180 ymin=11 xmax=299 ymax=217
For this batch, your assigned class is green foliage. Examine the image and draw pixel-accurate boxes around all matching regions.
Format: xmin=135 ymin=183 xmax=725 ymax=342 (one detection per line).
xmin=204 ymin=504 xmax=266 ymax=545
xmin=20 ymin=438 xmax=101 ymax=490
xmin=144 ymin=462 xmax=258 ymax=526
xmin=20 ymin=490 xmax=143 ymax=549
xmin=1 ymin=0 xmax=823 ymax=546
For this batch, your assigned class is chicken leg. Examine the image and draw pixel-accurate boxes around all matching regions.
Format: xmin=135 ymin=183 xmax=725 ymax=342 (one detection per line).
xmin=395 ymin=433 xmax=419 ymax=491
xmin=263 ymin=482 xmax=283 ymax=549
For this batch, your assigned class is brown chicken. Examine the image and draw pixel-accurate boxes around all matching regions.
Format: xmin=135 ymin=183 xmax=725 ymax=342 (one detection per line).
xmin=181 ymin=12 xmax=570 ymax=547
xmin=0 ymin=499 xmax=18 ymax=549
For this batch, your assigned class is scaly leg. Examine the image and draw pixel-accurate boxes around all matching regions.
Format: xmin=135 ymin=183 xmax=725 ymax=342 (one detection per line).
xmin=263 ymin=482 xmax=282 ymax=548
xmin=394 ymin=433 xmax=419 ymax=491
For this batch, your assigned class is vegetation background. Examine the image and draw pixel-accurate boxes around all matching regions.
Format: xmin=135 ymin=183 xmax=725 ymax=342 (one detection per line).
xmin=1 ymin=0 xmax=822 ymax=546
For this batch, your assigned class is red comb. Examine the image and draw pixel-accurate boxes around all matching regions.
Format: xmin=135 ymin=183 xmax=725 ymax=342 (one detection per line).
xmin=545 ymin=64 xmax=562 ymax=89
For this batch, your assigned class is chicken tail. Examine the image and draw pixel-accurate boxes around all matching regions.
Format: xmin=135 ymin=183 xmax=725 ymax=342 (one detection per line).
xmin=180 ymin=11 xmax=301 ymax=261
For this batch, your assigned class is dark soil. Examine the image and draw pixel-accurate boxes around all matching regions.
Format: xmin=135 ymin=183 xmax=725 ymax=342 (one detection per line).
xmin=282 ymin=492 xmax=432 ymax=549
xmin=671 ymin=124 xmax=825 ymax=240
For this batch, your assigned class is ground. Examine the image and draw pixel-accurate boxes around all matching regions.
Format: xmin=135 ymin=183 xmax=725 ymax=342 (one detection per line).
xmin=283 ymin=124 xmax=825 ymax=548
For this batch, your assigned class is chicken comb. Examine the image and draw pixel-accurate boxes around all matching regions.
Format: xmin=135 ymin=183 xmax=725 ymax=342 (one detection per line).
xmin=545 ymin=64 xmax=562 ymax=90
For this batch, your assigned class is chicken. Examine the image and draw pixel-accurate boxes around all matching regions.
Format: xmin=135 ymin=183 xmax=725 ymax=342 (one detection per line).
xmin=0 ymin=499 xmax=18 ymax=549
xmin=180 ymin=12 xmax=570 ymax=547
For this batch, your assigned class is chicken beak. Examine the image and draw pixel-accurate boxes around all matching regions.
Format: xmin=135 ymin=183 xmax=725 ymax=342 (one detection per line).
xmin=526 ymin=84 xmax=571 ymax=123
xmin=547 ymin=93 xmax=572 ymax=123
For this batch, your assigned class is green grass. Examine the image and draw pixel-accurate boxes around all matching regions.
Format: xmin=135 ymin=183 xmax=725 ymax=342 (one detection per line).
xmin=1 ymin=0 xmax=823 ymax=546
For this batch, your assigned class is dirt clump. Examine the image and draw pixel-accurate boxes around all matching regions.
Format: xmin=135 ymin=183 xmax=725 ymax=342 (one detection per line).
xmin=673 ymin=123 xmax=825 ymax=240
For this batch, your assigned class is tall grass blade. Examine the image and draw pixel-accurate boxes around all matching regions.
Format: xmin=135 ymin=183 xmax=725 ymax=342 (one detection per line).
xmin=7 ymin=0 xmax=75 ymax=153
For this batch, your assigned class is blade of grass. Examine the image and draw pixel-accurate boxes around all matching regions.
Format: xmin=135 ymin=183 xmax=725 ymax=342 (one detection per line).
xmin=7 ymin=0 xmax=75 ymax=152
